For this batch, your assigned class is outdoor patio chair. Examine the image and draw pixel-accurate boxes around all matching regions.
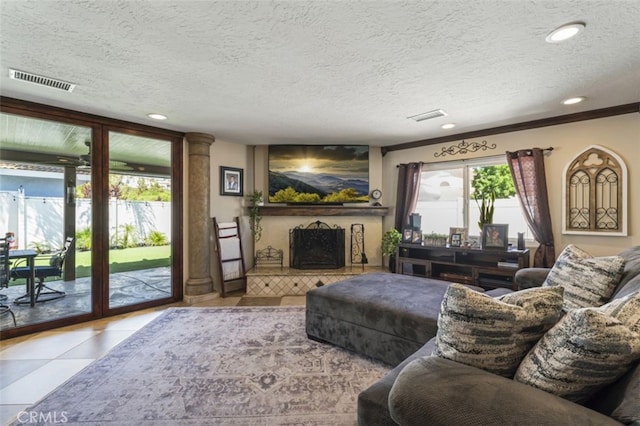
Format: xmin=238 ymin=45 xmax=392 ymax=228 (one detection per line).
xmin=0 ymin=237 xmax=17 ymax=326
xmin=12 ymin=237 xmax=74 ymax=305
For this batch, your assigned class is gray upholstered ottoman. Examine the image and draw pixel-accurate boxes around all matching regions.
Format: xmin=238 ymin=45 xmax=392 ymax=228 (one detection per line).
xmin=305 ymin=272 xmax=473 ymax=366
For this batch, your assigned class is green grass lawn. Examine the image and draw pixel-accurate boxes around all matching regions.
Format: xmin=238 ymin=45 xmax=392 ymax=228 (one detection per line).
xmin=75 ymin=245 xmax=171 ymax=277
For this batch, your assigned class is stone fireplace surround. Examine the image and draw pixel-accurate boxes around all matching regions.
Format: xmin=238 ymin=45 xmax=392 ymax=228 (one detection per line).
xmin=246 ymin=266 xmax=386 ymax=297
xmin=254 ymin=206 xmax=387 ymax=266
xmin=245 ymin=205 xmax=389 ymax=296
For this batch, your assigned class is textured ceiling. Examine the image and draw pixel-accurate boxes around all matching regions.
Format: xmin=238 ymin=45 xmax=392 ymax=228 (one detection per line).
xmin=1 ymin=1 xmax=639 ymax=147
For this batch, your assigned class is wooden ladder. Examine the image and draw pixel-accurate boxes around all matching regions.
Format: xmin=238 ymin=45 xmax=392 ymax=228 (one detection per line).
xmin=213 ymin=217 xmax=247 ymax=297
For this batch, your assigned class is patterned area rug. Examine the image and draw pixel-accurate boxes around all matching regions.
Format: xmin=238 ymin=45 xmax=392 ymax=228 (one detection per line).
xmin=16 ymin=307 xmax=389 ymax=425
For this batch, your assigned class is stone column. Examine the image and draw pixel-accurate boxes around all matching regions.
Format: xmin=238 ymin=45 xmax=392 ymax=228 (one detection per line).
xmin=185 ymin=133 xmax=215 ymax=295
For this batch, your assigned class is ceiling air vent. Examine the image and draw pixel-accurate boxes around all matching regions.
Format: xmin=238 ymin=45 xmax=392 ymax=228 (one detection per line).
xmin=408 ymin=109 xmax=448 ymax=122
xmin=9 ymin=69 xmax=76 ymax=93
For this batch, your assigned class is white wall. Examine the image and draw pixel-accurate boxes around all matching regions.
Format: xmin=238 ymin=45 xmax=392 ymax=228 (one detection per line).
xmin=210 ymin=139 xmax=253 ymax=226
xmin=381 ymin=113 xmax=640 ymax=257
xmin=207 ymin=139 xmax=253 ymax=291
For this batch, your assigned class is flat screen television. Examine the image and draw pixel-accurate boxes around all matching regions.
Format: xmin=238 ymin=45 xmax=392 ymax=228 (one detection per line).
xmin=268 ymin=145 xmax=369 ymax=204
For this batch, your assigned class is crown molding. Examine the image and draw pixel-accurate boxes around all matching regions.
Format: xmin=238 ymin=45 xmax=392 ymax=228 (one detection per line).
xmin=381 ymin=103 xmax=640 ymax=155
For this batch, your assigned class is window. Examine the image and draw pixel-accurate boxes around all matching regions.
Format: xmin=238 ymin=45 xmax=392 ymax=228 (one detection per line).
xmin=413 ymin=156 xmax=531 ymax=243
xmin=0 ymin=99 xmax=183 ymax=339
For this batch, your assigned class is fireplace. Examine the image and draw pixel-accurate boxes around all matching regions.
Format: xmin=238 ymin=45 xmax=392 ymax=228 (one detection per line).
xmin=290 ymin=221 xmax=345 ymax=269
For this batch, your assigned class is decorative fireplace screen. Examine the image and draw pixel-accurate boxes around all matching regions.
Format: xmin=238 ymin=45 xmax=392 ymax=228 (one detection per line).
xmin=290 ymin=221 xmax=345 ymax=269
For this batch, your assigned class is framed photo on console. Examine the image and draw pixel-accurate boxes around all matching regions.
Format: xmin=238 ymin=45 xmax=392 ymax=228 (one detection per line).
xmin=450 ymin=233 xmax=462 ymax=247
xmin=402 ymin=228 xmax=413 ymax=243
xmin=482 ymin=224 xmax=509 ymax=250
xmin=412 ymin=230 xmax=423 ymax=244
xmin=449 ymin=227 xmax=468 ymax=245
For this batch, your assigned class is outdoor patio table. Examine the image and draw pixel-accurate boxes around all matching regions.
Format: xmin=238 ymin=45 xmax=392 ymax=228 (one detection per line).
xmin=9 ymin=249 xmax=37 ymax=307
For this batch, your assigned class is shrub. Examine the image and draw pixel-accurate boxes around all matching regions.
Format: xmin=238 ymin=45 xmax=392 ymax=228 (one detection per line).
xmin=145 ymin=230 xmax=168 ymax=246
xmin=76 ymin=227 xmax=92 ymax=251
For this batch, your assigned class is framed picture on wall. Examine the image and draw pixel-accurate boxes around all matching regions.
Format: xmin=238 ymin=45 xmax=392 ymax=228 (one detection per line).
xmin=481 ymin=224 xmax=509 ymax=250
xmin=220 ymin=166 xmax=243 ymax=196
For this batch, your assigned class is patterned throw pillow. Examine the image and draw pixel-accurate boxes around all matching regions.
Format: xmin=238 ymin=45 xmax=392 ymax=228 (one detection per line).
xmin=432 ymin=284 xmax=564 ymax=378
xmin=599 ymin=292 xmax=640 ymax=333
xmin=543 ymin=244 xmax=625 ymax=311
xmin=514 ymin=293 xmax=640 ymax=404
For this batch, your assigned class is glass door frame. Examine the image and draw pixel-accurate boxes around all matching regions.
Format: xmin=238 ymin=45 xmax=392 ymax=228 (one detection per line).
xmin=0 ymin=97 xmax=184 ymax=339
xmin=99 ymin=125 xmax=183 ymax=316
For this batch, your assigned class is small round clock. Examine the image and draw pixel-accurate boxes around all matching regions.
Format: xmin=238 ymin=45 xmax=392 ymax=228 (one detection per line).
xmin=371 ymin=189 xmax=382 ymax=205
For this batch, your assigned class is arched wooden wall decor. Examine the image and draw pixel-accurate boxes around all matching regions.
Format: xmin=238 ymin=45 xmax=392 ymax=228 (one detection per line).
xmin=562 ymin=145 xmax=628 ymax=236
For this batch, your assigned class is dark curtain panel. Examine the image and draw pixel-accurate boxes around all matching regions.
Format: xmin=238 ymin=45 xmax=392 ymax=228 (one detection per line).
xmin=506 ymin=148 xmax=555 ymax=267
xmin=394 ymin=162 xmax=423 ymax=231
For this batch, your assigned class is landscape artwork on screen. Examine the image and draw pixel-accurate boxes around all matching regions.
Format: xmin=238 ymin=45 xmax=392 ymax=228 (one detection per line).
xmin=268 ymin=145 xmax=369 ymax=204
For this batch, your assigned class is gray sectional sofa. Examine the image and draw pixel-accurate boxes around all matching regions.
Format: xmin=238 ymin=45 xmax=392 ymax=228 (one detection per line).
xmin=305 ymin=273 xmax=486 ymax=366
xmin=305 ymin=246 xmax=640 ymax=425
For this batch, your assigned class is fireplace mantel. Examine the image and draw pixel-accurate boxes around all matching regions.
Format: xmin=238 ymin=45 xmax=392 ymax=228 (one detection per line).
xmin=255 ymin=205 xmax=390 ymax=217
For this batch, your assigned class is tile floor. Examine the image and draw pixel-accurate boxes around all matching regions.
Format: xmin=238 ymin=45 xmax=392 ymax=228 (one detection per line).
xmin=0 ymin=295 xmax=305 ymax=426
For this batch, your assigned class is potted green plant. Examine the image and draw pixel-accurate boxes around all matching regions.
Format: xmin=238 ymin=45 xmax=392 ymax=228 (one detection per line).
xmin=248 ymin=190 xmax=263 ymax=242
xmin=475 ymin=189 xmax=495 ymax=231
xmin=381 ymin=228 xmax=402 ymax=272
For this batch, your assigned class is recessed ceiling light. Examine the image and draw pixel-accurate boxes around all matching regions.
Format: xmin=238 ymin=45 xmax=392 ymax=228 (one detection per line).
xmin=441 ymin=123 xmax=456 ymax=129
xmin=563 ymin=97 xmax=586 ymax=105
xmin=545 ymin=22 xmax=585 ymax=43
xmin=147 ymin=113 xmax=167 ymax=120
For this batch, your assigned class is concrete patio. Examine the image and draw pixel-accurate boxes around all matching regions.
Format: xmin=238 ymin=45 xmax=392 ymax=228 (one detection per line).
xmin=0 ymin=267 xmax=171 ymax=331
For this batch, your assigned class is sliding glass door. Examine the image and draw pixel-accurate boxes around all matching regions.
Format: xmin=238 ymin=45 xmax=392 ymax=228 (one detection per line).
xmin=0 ymin=113 xmax=93 ymax=330
xmin=0 ymin=99 xmax=183 ymax=338
xmin=107 ymin=131 xmax=174 ymax=310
